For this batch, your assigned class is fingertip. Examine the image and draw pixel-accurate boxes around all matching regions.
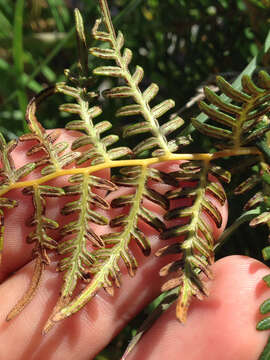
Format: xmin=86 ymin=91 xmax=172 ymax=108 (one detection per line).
xmin=127 ymin=255 xmax=270 ymax=360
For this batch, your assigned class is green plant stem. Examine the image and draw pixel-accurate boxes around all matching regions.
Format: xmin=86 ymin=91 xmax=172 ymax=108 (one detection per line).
xmin=47 ymin=0 xmax=65 ymax=33
xmin=3 ymin=27 xmax=76 ymax=110
xmin=13 ymin=0 xmax=28 ymax=131
xmin=214 ymin=208 xmax=261 ymax=253
xmin=1 ymin=0 xmax=141 ymax=112
xmin=113 ymin=0 xmax=143 ymax=26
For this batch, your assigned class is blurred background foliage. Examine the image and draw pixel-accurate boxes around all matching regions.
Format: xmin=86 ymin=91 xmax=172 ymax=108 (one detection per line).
xmin=1 ymin=0 xmax=270 ymax=359
xmin=1 ymin=0 xmax=270 ymax=138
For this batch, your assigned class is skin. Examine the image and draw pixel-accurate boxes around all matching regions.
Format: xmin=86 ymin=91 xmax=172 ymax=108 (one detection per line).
xmin=0 ymin=131 xmax=269 ymax=360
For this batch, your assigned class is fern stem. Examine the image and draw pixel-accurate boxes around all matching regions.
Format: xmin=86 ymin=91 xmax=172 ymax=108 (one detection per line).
xmin=61 ymin=173 xmax=92 ymax=297
xmin=0 ymin=147 xmax=261 ymax=197
xmin=99 ymin=0 xmax=116 ymax=38
xmin=233 ymin=93 xmax=267 ymax=149
xmin=77 ymin=90 xmax=110 ymax=163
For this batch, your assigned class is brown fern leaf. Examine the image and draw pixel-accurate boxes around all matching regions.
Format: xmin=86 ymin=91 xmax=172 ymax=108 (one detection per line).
xmin=6 ymin=184 xmax=64 ymax=321
xmin=20 ymin=86 xmax=80 ymax=174
xmin=156 ymin=160 xmax=230 ymax=322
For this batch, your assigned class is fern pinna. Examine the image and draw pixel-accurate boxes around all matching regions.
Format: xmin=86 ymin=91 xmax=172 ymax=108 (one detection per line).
xmin=1 ymin=0 xmax=270 ymax=348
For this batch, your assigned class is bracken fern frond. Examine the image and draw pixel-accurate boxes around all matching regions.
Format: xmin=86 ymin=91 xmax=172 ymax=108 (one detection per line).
xmin=90 ymin=0 xmax=187 ymax=157
xmin=156 ymin=160 xmax=230 ymax=322
xmin=192 ymin=72 xmax=270 ymax=149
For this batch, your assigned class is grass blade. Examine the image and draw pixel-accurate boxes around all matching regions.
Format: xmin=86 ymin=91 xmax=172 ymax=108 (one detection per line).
xmin=13 ymin=0 xmax=28 ymax=131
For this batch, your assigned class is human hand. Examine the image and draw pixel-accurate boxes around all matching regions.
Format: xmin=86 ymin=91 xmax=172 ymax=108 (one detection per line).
xmin=0 ymin=131 xmax=269 ymax=360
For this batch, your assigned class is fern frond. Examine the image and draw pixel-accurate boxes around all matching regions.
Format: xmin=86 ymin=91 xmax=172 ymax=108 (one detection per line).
xmin=156 ymin=160 xmax=229 ymax=322
xmin=7 ymin=184 xmax=64 ymax=320
xmin=0 ymin=133 xmax=36 ymax=185
xmin=233 ymin=160 xmax=270 ymax=336
xmin=20 ymin=86 xmax=80 ymax=174
xmin=58 ymin=174 xmax=116 ymax=298
xmin=192 ymin=71 xmax=270 ymax=149
xmin=50 ymin=165 xmax=176 ymax=322
xmin=3 ymin=0 xmax=269 ymax=338
xmin=53 ymin=8 xmax=132 ymax=166
xmin=43 ymin=173 xmax=117 ymax=332
xmin=235 ymin=160 xmax=270 ymax=260
xmin=0 ymin=132 xmax=35 ymax=263
xmin=57 ymin=81 xmax=132 ymax=165
xmin=89 ymin=0 xmax=187 ymax=157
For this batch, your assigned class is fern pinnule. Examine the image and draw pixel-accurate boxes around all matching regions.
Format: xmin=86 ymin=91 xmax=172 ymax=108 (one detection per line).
xmin=6 ymin=184 xmax=64 ymax=321
xmin=233 ymin=158 xmax=270 ymax=332
xmin=235 ymin=160 xmax=270 ymax=260
xmin=55 ymin=8 xmax=132 ymax=166
xmin=0 ymin=132 xmax=35 ymax=264
xmin=20 ymin=86 xmax=80 ymax=175
xmin=257 ymin=275 xmax=270 ymax=332
xmin=192 ymin=71 xmax=270 ymax=149
xmin=50 ymin=165 xmax=177 ymax=323
xmin=156 ymin=161 xmax=229 ymax=322
xmin=0 ymin=133 xmax=36 ymax=185
xmin=57 ymin=82 xmax=132 ymax=165
xmin=58 ymin=174 xmax=117 ymax=297
xmin=89 ymin=0 xmax=187 ymax=157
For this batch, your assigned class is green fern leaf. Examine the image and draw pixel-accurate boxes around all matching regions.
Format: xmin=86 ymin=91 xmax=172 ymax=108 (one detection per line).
xmin=58 ymin=174 xmax=116 ymax=298
xmin=192 ymin=72 xmax=270 ymax=149
xmin=89 ymin=0 xmax=188 ymax=157
xmin=57 ymin=80 xmax=132 ymax=165
xmin=51 ymin=166 xmax=175 ymax=322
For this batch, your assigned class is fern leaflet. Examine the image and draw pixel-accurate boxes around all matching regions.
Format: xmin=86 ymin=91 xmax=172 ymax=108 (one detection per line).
xmin=192 ymin=72 xmax=270 ymax=149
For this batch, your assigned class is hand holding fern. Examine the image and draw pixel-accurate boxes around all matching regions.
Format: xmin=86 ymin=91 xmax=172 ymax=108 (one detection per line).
xmin=0 ymin=130 xmax=269 ymax=360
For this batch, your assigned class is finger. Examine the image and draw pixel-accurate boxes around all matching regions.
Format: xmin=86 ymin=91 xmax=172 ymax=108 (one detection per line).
xmin=0 ymin=129 xmax=109 ymax=282
xmin=127 ymin=255 xmax=270 ymax=360
xmin=0 ymin=172 xmax=227 ymax=360
xmin=0 ymin=227 xmax=185 ymax=360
